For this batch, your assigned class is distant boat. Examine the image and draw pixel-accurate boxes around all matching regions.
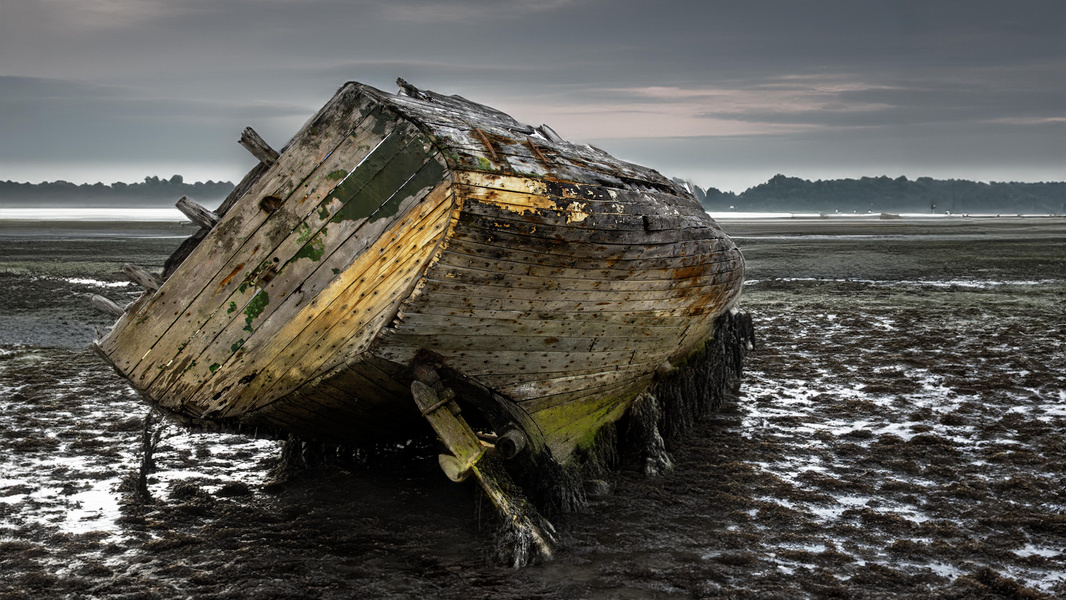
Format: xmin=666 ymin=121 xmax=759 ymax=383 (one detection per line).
xmin=92 ymin=80 xmax=750 ymax=561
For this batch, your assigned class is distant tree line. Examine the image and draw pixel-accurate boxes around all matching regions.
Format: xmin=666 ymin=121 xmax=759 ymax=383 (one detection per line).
xmin=0 ymin=175 xmax=234 ymax=208
xmin=678 ymin=175 xmax=1066 ymax=214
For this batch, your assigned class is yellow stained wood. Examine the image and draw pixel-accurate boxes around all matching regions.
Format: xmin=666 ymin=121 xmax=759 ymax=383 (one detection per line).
xmin=194 ymin=187 xmax=455 ymax=416
xmin=135 ymin=121 xmax=422 ymax=391
xmin=102 ymin=93 xmax=386 ymax=374
xmin=149 ymin=151 xmax=446 ymax=406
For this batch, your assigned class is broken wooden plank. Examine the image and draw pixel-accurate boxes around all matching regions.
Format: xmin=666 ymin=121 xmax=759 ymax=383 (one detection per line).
xmin=122 ymin=264 xmax=162 ymax=293
xmin=239 ymin=127 xmax=280 ymax=166
xmin=175 ymin=195 xmax=220 ymax=229
xmin=91 ymin=294 xmax=125 ymax=317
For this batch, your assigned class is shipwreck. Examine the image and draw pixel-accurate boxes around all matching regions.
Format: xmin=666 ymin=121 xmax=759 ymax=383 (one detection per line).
xmin=92 ymin=79 xmax=752 ymax=563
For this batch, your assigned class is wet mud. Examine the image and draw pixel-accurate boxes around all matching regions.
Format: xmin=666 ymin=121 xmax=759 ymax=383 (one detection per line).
xmin=1 ymin=217 xmax=1065 ymax=598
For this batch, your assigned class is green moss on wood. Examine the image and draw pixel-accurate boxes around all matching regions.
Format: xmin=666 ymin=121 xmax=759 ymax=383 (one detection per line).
xmin=243 ymin=291 xmax=269 ymax=333
xmin=289 ymin=230 xmax=327 ymax=264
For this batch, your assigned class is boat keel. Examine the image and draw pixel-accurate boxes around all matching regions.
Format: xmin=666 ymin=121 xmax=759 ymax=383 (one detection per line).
xmin=410 ymin=364 xmax=556 ymax=566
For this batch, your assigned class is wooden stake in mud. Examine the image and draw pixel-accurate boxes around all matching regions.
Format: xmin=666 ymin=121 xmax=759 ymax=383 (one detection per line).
xmin=411 ymin=364 xmax=556 ymax=566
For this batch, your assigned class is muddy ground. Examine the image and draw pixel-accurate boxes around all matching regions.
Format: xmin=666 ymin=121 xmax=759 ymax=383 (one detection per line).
xmin=1 ymin=217 xmax=1064 ymax=599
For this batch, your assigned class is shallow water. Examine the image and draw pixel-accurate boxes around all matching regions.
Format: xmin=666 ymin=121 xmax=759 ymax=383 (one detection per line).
xmin=1 ymin=218 xmax=1064 ymax=598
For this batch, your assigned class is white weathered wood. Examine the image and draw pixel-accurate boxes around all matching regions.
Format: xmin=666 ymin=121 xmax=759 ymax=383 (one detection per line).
xmin=537 ymin=124 xmax=564 ymax=143
xmin=175 ymin=195 xmax=220 ymax=229
xmin=239 ymin=127 xmax=280 ymax=166
xmin=91 ymin=294 xmax=125 ymax=317
xmin=122 ymin=264 xmax=162 ymax=293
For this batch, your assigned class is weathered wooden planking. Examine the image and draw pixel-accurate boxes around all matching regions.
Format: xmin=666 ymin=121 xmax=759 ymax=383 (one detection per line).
xmin=388 ymin=312 xmax=687 ymax=339
xmin=447 ymin=218 xmax=733 ymax=261
xmin=372 ymin=344 xmax=638 ymax=377
xmin=154 ymin=178 xmax=449 ymax=411
xmin=381 ymin=106 xmax=670 ymax=188
xmin=145 ymin=134 xmax=443 ymax=402
xmin=197 ymin=186 xmax=456 ymax=417
xmin=456 ymin=184 xmax=711 ymax=221
xmin=521 ymin=374 xmax=649 ymax=416
xmin=466 ymin=363 xmax=647 ymax=389
xmin=131 ymin=115 xmax=419 ymax=391
xmin=413 ymin=292 xmax=741 ymax=319
xmin=101 ymin=89 xmax=383 ymax=374
xmin=424 ymin=259 xmax=741 ymax=295
xmin=454 ymin=209 xmax=722 ymax=246
xmin=315 ymin=361 xmax=411 ymax=407
xmin=493 ymin=364 xmax=653 ymax=401
xmin=535 ymin=392 xmax=636 ymax=461
xmin=380 ymin=91 xmax=673 ymax=187
xmin=436 ymin=235 xmax=738 ymax=276
xmin=417 ymin=276 xmax=740 ymax=305
xmin=171 ymin=181 xmax=453 ymax=414
xmin=272 ymin=182 xmax=457 ymax=380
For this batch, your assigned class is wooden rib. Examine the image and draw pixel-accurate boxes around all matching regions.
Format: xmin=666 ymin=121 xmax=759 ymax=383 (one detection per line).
xmin=472 ymin=128 xmax=500 ymax=164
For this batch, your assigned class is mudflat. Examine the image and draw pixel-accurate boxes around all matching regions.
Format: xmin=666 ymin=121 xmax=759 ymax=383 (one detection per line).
xmin=1 ymin=217 xmax=1064 ymax=598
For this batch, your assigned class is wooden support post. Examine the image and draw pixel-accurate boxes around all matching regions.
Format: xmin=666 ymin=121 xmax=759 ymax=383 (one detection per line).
xmin=123 ymin=264 xmax=162 ymax=293
xmin=239 ymin=127 xmax=280 ymax=166
xmin=410 ymin=364 xmax=555 ymax=565
xmin=91 ymin=294 xmax=125 ymax=317
xmin=175 ymin=195 xmax=219 ymax=229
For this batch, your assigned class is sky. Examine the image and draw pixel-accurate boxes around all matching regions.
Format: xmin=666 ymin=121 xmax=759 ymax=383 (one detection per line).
xmin=1 ymin=0 xmax=1063 ymax=193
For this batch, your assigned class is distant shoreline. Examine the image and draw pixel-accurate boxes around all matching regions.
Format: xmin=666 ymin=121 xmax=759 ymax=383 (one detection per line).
xmin=2 ymin=207 xmax=1064 ymax=223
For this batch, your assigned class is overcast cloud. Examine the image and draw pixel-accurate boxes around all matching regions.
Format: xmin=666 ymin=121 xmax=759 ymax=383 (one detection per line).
xmin=0 ymin=0 xmax=1062 ymax=191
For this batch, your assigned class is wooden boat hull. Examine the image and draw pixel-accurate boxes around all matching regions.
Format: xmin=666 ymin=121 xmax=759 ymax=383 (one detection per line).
xmin=94 ymin=81 xmax=745 ymax=465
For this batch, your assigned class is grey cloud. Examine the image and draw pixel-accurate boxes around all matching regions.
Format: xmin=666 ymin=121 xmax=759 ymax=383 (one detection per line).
xmin=0 ymin=0 xmax=1063 ymax=185
xmin=0 ymin=77 xmax=309 ymax=163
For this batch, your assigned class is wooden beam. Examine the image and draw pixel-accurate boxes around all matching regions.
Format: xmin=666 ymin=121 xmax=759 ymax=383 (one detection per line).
xmin=175 ymin=195 xmax=220 ymax=229
xmin=238 ymin=127 xmax=280 ymax=166
xmin=536 ymin=124 xmax=563 ymax=143
xmin=91 ymin=294 xmax=125 ymax=317
xmin=123 ymin=263 xmax=162 ymax=292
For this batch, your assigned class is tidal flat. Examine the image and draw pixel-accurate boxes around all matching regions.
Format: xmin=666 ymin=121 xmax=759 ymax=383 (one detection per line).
xmin=1 ymin=216 xmax=1064 ymax=598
